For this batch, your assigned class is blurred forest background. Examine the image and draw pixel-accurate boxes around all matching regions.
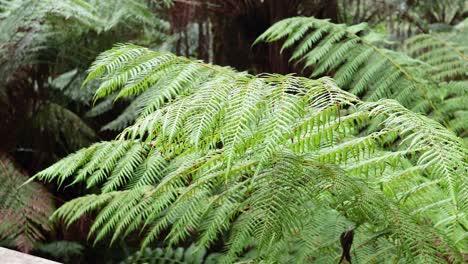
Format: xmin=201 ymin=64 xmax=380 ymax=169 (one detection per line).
xmin=0 ymin=0 xmax=466 ymax=263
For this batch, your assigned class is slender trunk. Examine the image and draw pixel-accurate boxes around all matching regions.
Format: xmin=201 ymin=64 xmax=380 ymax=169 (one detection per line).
xmin=355 ymin=0 xmax=361 ymax=23
xmin=183 ymin=29 xmax=189 ymax=57
xmin=342 ymin=0 xmax=348 ymax=23
xmin=176 ymin=35 xmax=181 ymax=55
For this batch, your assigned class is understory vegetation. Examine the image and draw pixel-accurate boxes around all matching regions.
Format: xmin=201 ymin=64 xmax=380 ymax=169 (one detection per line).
xmin=0 ymin=0 xmax=466 ymax=263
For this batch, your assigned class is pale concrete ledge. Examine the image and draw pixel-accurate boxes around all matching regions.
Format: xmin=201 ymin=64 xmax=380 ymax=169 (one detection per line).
xmin=0 ymin=247 xmax=61 ymax=264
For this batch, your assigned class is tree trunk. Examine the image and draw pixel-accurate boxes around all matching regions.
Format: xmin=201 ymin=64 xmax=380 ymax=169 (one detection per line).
xmin=172 ymin=0 xmax=340 ymax=73
xmin=211 ymin=0 xmax=301 ymax=73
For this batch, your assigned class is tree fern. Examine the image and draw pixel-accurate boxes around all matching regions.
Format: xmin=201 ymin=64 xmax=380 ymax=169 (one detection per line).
xmin=0 ymin=0 xmax=171 ymax=169
xmin=35 ymin=45 xmax=467 ymax=263
xmin=255 ymin=16 xmax=468 ymax=137
xmin=0 ymin=155 xmax=54 ymax=253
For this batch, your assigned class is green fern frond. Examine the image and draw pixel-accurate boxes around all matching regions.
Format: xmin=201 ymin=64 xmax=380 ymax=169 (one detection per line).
xmin=120 ymin=244 xmax=222 ymax=264
xmin=363 ymin=99 xmax=468 ymax=211
xmin=0 ymin=0 xmax=169 ymax=83
xmin=36 ymin=241 xmax=84 ymax=262
xmin=32 ymin=102 xmax=96 ymax=152
xmin=0 ymin=155 xmax=54 ymax=253
xmin=404 ymin=33 xmax=467 ymax=81
xmin=35 ymin=45 xmax=468 ymax=262
xmin=256 ymin=16 xmax=468 ymax=137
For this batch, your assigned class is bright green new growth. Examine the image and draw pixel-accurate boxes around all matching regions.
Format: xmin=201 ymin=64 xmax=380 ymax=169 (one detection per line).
xmin=36 ymin=44 xmax=467 ymax=263
xmin=255 ymin=16 xmax=467 ymax=137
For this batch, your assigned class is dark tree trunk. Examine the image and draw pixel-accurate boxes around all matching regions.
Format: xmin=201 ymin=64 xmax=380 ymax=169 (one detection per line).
xmin=211 ymin=0 xmax=301 ymax=74
xmin=321 ymin=0 xmax=339 ymax=23
xmin=171 ymin=0 xmax=340 ymax=73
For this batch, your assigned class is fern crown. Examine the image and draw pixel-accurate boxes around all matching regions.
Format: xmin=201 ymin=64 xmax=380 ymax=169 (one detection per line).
xmin=34 ymin=43 xmax=468 ymax=263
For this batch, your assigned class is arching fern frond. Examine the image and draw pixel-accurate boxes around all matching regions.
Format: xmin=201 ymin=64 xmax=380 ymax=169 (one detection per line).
xmin=363 ymin=99 xmax=468 ymax=214
xmin=255 ymin=16 xmax=467 ymax=137
xmin=0 ymin=155 xmax=54 ymax=253
xmin=0 ymin=0 xmax=170 ymax=81
xmin=32 ymin=102 xmax=96 ymax=152
xmin=402 ymin=33 xmax=467 ymax=137
xmin=35 ymin=45 xmax=468 ymax=262
xmin=404 ymin=33 xmax=467 ymax=82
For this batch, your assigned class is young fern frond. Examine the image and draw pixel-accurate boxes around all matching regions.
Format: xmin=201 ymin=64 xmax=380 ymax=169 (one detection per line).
xmin=256 ymin=17 xmax=468 ymax=137
xmin=35 ymin=45 xmax=468 ymax=262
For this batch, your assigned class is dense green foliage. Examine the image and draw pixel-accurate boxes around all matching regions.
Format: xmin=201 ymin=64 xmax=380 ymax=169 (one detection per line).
xmin=256 ymin=16 xmax=467 ymax=137
xmin=0 ymin=0 xmax=466 ymax=263
xmin=0 ymin=0 xmax=170 ymax=259
xmin=120 ymin=244 xmax=223 ymax=264
xmin=0 ymin=0 xmax=170 ymax=162
xmin=34 ymin=45 xmax=467 ymax=263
